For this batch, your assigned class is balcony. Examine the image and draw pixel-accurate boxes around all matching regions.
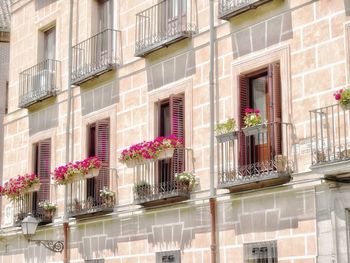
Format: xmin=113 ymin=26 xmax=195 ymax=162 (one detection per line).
xmin=218 ymin=0 xmax=273 ymax=20
xmin=72 ymin=29 xmax=122 ymax=85
xmin=13 ymin=193 xmax=56 ymax=227
xmin=19 ymin=59 xmax=61 ymax=108
xmin=67 ymin=168 xmax=117 ymax=219
xmin=217 ymin=122 xmax=293 ymax=193
xmin=133 ymin=148 xmax=195 ymax=207
xmin=310 ymin=104 xmax=350 ymax=180
xmin=135 ymin=0 xmax=197 ymax=57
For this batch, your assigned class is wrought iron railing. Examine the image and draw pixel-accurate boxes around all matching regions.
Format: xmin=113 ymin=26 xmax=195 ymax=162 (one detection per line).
xmin=217 ymin=122 xmax=294 ymax=186
xmin=13 ymin=193 xmax=56 ymax=226
xmin=135 ymin=0 xmax=197 ymax=56
xmin=18 ymin=59 xmax=60 ymax=108
xmin=67 ymin=167 xmax=117 ymax=218
xmin=133 ymin=148 xmax=195 ymax=203
xmin=310 ymin=104 xmax=350 ymax=166
xmin=218 ymin=0 xmax=273 ymax=20
xmin=72 ymin=29 xmax=121 ymax=85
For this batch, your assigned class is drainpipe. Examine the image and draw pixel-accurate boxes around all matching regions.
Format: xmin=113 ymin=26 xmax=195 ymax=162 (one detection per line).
xmin=209 ymin=0 xmax=217 ymax=262
xmin=64 ymin=0 xmax=74 ymax=262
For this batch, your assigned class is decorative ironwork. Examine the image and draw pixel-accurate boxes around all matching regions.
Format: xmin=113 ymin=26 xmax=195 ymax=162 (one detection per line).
xmin=30 ymin=239 xmax=64 ymax=253
xmin=310 ymin=104 xmax=350 ymax=166
xmin=218 ymin=0 xmax=273 ymax=20
xmin=72 ymin=29 xmax=122 ymax=85
xmin=135 ymin=0 xmax=198 ymax=56
xmin=217 ymin=122 xmax=294 ymax=186
xmin=18 ymin=59 xmax=61 ymax=108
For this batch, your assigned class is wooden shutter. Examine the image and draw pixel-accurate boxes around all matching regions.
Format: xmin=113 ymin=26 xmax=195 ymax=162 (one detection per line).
xmin=238 ymin=75 xmax=249 ymax=167
xmin=37 ymin=139 xmax=51 ymax=205
xmin=268 ymin=63 xmax=282 ymax=157
xmin=95 ymin=119 xmax=110 ymax=196
xmin=170 ymin=94 xmax=185 ymax=175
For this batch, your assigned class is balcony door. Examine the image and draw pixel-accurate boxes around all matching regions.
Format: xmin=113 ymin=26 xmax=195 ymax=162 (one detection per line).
xmin=239 ymin=63 xmax=282 ymax=168
xmin=87 ymin=119 xmax=110 ymax=205
xmin=33 ymin=139 xmax=51 ymax=219
xmin=166 ymin=0 xmax=186 ymax=37
xmin=44 ymin=27 xmax=56 ymax=61
xmin=158 ymin=94 xmax=185 ymax=189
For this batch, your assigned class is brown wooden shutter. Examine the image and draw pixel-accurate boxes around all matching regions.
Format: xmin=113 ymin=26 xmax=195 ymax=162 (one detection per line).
xmin=170 ymin=94 xmax=185 ymax=176
xmin=238 ymin=75 xmax=249 ymax=167
xmin=37 ymin=139 xmax=51 ymax=204
xmin=95 ymin=119 xmax=110 ymax=196
xmin=268 ymin=63 xmax=282 ymax=157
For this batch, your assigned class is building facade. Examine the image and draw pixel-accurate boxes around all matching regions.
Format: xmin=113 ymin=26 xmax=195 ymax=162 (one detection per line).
xmin=0 ymin=0 xmax=349 ymax=262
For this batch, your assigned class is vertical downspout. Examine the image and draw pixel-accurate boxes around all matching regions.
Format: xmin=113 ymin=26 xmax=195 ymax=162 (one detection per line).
xmin=64 ymin=0 xmax=74 ymax=262
xmin=209 ymin=0 xmax=217 ymax=263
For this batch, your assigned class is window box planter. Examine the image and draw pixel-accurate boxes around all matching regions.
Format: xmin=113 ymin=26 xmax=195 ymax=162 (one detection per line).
xmin=157 ymin=148 xmax=175 ymax=160
xmin=85 ymin=168 xmax=100 ymax=179
xmin=25 ymin=182 xmax=40 ymax=193
xmin=242 ymin=124 xmax=267 ymax=136
xmin=216 ymin=131 xmax=237 ymax=143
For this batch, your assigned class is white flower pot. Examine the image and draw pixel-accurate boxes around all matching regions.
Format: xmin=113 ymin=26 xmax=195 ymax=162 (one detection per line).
xmin=158 ymin=148 xmax=175 ymax=160
xmin=86 ymin=168 xmax=100 ymax=179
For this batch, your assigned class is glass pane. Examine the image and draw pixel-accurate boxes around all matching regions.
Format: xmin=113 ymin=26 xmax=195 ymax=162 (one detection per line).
xmin=251 ymin=76 xmax=267 ymax=122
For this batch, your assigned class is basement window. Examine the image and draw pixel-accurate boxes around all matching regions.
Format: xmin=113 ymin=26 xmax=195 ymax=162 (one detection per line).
xmin=156 ymin=250 xmax=181 ymax=263
xmin=244 ymin=240 xmax=277 ymax=263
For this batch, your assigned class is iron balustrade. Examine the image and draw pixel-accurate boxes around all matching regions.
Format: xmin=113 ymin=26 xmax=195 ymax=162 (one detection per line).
xmin=133 ymin=148 xmax=195 ymax=205
xmin=19 ymin=59 xmax=61 ymax=108
xmin=13 ymin=192 xmax=56 ymax=226
xmin=218 ymin=0 xmax=273 ymax=20
xmin=72 ymin=29 xmax=121 ymax=85
xmin=135 ymin=0 xmax=197 ymax=56
xmin=310 ymin=104 xmax=350 ymax=166
xmin=67 ymin=167 xmax=118 ymax=218
xmin=217 ymin=122 xmax=294 ymax=186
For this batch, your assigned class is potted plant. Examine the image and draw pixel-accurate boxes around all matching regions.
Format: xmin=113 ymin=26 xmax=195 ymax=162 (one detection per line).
xmin=119 ymin=135 xmax=183 ymax=167
xmin=242 ymin=108 xmax=266 ymax=136
xmin=175 ymin=172 xmax=196 ymax=192
xmin=334 ymin=89 xmax=350 ymax=110
xmin=38 ymin=200 xmax=57 ymax=220
xmin=215 ymin=118 xmax=237 ymax=143
xmin=80 ymin=156 xmax=102 ymax=179
xmin=0 ymin=173 xmax=40 ymax=201
xmin=100 ymin=187 xmax=115 ymax=208
xmin=133 ymin=181 xmax=151 ymax=199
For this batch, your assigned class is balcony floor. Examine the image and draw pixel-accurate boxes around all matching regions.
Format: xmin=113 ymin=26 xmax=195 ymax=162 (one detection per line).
xmin=134 ymin=191 xmax=190 ymax=208
xmin=218 ymin=171 xmax=292 ymax=193
xmin=311 ymin=159 xmax=350 ymax=181
xmin=72 ymin=63 xmax=117 ymax=86
xmin=68 ymin=206 xmax=114 ymax=219
xmin=135 ymin=31 xmax=193 ymax=57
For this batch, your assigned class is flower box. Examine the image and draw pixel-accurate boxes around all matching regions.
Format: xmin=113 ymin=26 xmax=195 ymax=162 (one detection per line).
xmin=86 ymin=168 xmax=100 ymax=179
xmin=25 ymin=182 xmax=40 ymax=193
xmin=157 ymin=148 xmax=175 ymax=160
xmin=242 ymin=124 xmax=267 ymax=136
xmin=216 ymin=131 xmax=237 ymax=143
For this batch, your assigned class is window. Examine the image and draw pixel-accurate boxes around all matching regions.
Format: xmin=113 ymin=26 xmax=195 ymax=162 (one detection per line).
xmin=238 ymin=63 xmax=281 ymax=167
xmin=157 ymin=94 xmax=185 ymax=186
xmin=33 ymin=139 xmax=51 ymax=216
xmin=244 ymin=241 xmax=277 ymax=263
xmin=156 ymin=250 xmax=181 ymax=263
xmin=44 ymin=27 xmax=56 ymax=61
xmin=87 ymin=119 xmax=110 ymax=202
xmin=85 ymin=259 xmax=104 ymax=263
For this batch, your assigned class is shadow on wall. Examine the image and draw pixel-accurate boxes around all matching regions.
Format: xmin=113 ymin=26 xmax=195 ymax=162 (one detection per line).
xmin=72 ymin=203 xmax=211 ymax=259
xmin=81 ymin=79 xmax=120 ymax=116
xmin=229 ymin=0 xmax=293 ymax=58
xmin=35 ymin=0 xmax=58 ymax=10
xmin=146 ymin=39 xmax=196 ymax=91
xmin=29 ymin=103 xmax=59 ymax=136
xmin=217 ymin=188 xmax=315 ymax=237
